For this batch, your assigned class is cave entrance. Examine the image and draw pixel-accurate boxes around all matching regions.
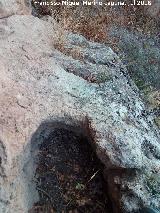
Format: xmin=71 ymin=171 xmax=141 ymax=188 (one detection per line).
xmin=29 ymin=123 xmax=112 ymax=213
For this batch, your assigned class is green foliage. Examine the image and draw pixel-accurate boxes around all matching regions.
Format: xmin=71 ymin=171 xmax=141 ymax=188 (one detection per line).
xmin=119 ymin=36 xmax=160 ymax=90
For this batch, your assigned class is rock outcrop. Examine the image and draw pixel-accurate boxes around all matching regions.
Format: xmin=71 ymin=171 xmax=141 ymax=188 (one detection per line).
xmin=0 ymin=1 xmax=160 ymax=212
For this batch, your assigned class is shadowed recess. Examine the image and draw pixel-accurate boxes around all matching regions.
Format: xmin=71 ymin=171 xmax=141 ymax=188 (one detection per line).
xmin=29 ymin=121 xmax=112 ymax=213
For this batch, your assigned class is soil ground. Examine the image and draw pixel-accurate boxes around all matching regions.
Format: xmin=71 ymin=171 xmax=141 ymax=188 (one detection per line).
xmin=29 ymin=128 xmax=112 ymax=213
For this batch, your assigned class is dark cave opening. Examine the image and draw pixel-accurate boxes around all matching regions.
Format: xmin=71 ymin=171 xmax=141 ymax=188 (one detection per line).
xmin=29 ymin=126 xmax=112 ymax=213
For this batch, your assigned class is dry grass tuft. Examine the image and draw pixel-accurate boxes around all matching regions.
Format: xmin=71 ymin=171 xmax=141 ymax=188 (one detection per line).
xmin=52 ymin=23 xmax=67 ymax=50
xmin=148 ymin=90 xmax=160 ymax=108
xmin=32 ymin=0 xmax=159 ymax=43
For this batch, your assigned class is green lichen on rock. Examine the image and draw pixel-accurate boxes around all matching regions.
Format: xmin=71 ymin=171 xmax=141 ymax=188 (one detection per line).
xmin=154 ymin=117 xmax=160 ymax=128
xmin=146 ymin=173 xmax=160 ymax=198
xmin=96 ymin=72 xmax=112 ymax=84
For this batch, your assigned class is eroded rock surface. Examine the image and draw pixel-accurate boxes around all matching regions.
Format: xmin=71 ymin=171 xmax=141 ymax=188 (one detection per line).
xmin=0 ymin=0 xmax=31 ymax=18
xmin=0 ymin=1 xmax=160 ymax=212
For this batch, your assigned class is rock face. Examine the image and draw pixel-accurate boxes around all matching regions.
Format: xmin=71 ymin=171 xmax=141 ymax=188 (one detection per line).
xmin=0 ymin=0 xmax=31 ymax=18
xmin=0 ymin=1 xmax=160 ymax=212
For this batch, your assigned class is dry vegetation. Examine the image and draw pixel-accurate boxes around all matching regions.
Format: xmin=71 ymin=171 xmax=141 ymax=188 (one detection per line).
xmin=32 ymin=0 xmax=159 ymax=42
